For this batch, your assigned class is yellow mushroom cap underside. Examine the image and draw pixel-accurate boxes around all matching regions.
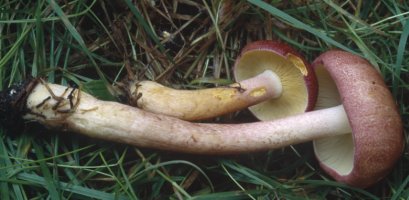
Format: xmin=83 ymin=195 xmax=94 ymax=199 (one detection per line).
xmin=235 ymin=50 xmax=311 ymax=121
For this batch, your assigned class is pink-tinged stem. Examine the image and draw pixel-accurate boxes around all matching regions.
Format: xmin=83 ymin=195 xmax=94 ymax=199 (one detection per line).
xmin=24 ymin=81 xmax=350 ymax=154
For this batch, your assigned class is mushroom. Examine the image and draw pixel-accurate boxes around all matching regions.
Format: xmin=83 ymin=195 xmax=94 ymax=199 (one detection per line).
xmin=0 ymin=50 xmax=402 ymax=188
xmin=126 ymin=70 xmax=282 ymax=121
xmin=311 ymin=50 xmax=403 ymax=188
xmin=234 ymin=40 xmax=318 ymax=120
xmin=126 ymin=40 xmax=317 ymax=121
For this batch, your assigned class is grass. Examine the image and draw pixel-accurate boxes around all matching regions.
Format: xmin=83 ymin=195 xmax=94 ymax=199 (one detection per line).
xmin=0 ymin=0 xmax=408 ymax=199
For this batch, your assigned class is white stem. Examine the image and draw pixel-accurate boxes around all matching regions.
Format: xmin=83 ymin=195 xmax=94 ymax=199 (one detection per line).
xmin=128 ymin=70 xmax=282 ymax=120
xmin=24 ymin=82 xmax=350 ymax=154
xmin=235 ymin=70 xmax=282 ymax=99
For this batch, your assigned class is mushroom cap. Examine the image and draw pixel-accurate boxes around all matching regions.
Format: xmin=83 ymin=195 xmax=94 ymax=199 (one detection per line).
xmin=312 ymin=50 xmax=404 ymax=188
xmin=233 ymin=40 xmax=317 ymax=120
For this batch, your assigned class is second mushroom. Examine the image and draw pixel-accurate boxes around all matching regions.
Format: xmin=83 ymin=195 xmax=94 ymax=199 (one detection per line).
xmin=125 ymin=40 xmax=317 ymax=121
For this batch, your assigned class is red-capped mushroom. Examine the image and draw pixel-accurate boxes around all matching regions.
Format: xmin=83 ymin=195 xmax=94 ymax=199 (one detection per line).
xmin=311 ymin=50 xmax=403 ymax=188
xmin=234 ymin=40 xmax=318 ymax=120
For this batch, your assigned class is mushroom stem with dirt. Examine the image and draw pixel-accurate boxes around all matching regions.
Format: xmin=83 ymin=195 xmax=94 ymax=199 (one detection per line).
xmin=126 ymin=40 xmax=317 ymax=121
xmin=0 ymin=50 xmax=402 ymax=188
xmin=126 ymin=70 xmax=281 ymax=121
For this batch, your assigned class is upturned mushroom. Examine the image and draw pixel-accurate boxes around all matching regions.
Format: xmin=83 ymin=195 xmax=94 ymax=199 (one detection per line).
xmin=0 ymin=50 xmax=402 ymax=188
xmin=126 ymin=40 xmax=317 ymax=121
xmin=311 ymin=50 xmax=403 ymax=188
xmin=234 ymin=40 xmax=318 ymax=120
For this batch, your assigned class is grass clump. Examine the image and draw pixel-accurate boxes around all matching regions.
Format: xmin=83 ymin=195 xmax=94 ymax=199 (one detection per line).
xmin=0 ymin=0 xmax=408 ymax=199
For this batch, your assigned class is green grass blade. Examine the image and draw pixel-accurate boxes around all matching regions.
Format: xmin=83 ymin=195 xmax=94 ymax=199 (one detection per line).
xmin=32 ymin=142 xmax=61 ymax=200
xmin=17 ymin=172 xmax=128 ymax=200
xmin=192 ymin=190 xmax=267 ymax=200
xmin=133 ymin=160 xmax=214 ymax=191
xmin=34 ymin=1 xmax=46 ymax=76
xmin=46 ymin=0 xmax=85 ymax=48
xmin=0 ymin=24 xmax=31 ymax=74
xmin=391 ymin=173 xmax=409 ymax=200
xmin=0 ymin=134 xmax=11 ymax=200
xmin=247 ymin=0 xmax=355 ymax=53
xmin=46 ymin=0 xmax=110 ymax=86
xmin=323 ymin=0 xmax=386 ymax=36
xmin=219 ymin=160 xmax=282 ymax=190
xmin=392 ymin=19 xmax=409 ymax=97
xmin=122 ymin=0 xmax=170 ymax=61
xmin=291 ymin=180 xmax=380 ymax=199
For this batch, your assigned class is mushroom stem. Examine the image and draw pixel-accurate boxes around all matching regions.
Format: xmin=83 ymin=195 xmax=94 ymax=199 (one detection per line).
xmin=127 ymin=70 xmax=282 ymax=120
xmin=18 ymin=79 xmax=350 ymax=154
